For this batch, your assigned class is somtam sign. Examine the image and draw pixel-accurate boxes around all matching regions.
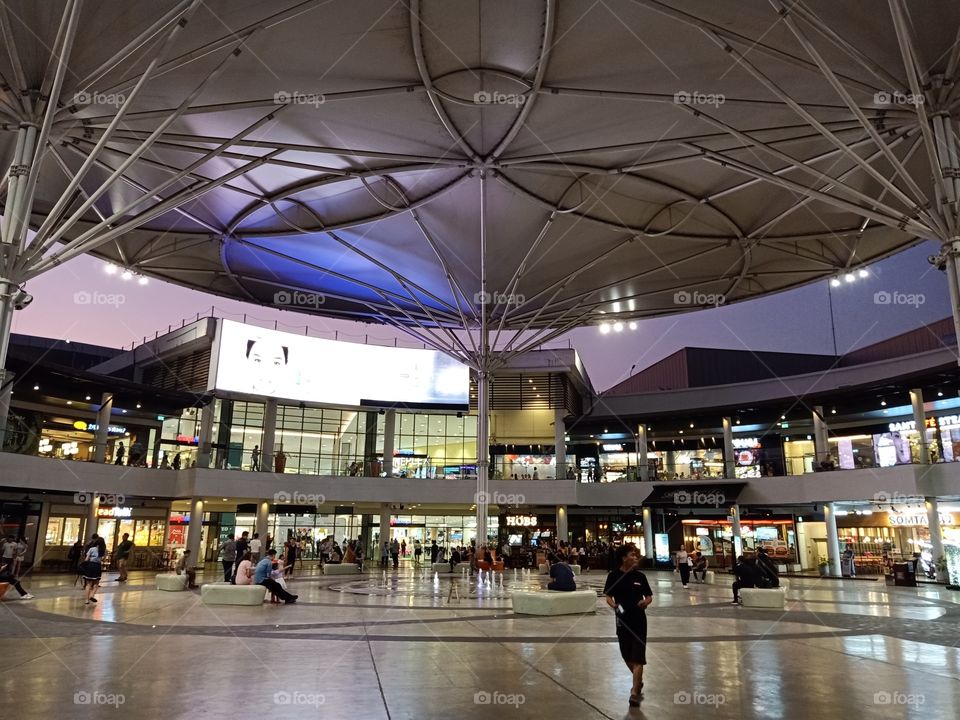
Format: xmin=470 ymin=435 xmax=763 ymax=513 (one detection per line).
xmin=209 ymin=320 xmax=469 ymax=407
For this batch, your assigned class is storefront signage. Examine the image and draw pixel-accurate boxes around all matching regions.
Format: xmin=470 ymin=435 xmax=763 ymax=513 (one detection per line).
xmin=888 ymin=418 xmax=937 ymax=433
xmin=888 ymin=513 xmax=954 ymax=526
xmin=74 ymin=421 xmax=127 ymax=434
xmin=602 ymin=443 xmax=623 ymax=452
xmin=654 ymin=533 xmax=670 ymax=563
xmin=97 ymin=506 xmax=132 ymax=518
xmin=506 ymin=515 xmax=538 ymax=527
xmin=732 ymin=437 xmax=759 ymax=449
xmin=176 ymin=434 xmax=200 ymax=445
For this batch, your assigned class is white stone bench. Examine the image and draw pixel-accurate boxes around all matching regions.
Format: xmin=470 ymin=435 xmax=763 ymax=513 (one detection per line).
xmin=511 ymin=589 xmax=597 ymax=615
xmin=156 ymin=573 xmax=188 ymax=591
xmin=432 ymin=562 xmax=467 ymax=574
xmin=201 ymin=582 xmax=268 ymax=605
xmin=740 ymin=587 xmax=787 ymax=609
xmin=703 ymin=570 xmax=716 ymax=585
xmin=322 ymin=564 xmax=360 ymax=575
xmin=538 ymin=563 xmax=582 ymax=575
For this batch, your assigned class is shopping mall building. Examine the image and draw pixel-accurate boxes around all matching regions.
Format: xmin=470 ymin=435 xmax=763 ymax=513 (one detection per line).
xmin=2 ymin=314 xmax=960 ymax=582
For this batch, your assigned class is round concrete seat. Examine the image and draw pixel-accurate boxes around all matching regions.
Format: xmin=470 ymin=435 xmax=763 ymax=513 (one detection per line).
xmin=201 ymin=582 xmax=268 ymax=605
xmin=322 ymin=563 xmax=361 ymax=575
xmin=739 ymin=587 xmax=786 ymax=609
xmin=511 ymin=589 xmax=597 ymax=615
xmin=156 ymin=573 xmax=188 ymax=591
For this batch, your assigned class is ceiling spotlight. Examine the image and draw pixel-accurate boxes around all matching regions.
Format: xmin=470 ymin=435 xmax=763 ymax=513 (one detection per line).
xmin=780 ymin=414 xmax=786 ymax=420
xmin=938 ymin=391 xmax=944 ymax=397
xmin=138 ymin=276 xmax=148 ymax=286
xmin=599 ymin=323 xmax=611 ymax=334
xmin=66 ymin=401 xmax=72 ymax=405
xmin=830 ymin=278 xmax=841 ymax=287
xmin=121 ymin=270 xmax=133 ymax=281
xmin=880 ymin=400 xmax=886 ymax=406
xmin=858 ymin=269 xmax=868 ymax=278
xmin=831 ymin=408 xmax=837 ymax=414
xmin=104 ymin=263 xmax=117 ymax=275
xmin=136 ymin=403 xmax=141 ymax=409
xmin=689 ymin=422 xmax=694 ymax=428
xmin=844 ymin=273 xmax=855 ymax=283
xmin=33 ymin=385 xmax=39 ymax=391
xmin=628 ymin=321 xmax=637 ymax=330
xmin=613 ymin=321 xmax=624 ymax=332
xmin=122 ymin=409 xmax=127 ymax=414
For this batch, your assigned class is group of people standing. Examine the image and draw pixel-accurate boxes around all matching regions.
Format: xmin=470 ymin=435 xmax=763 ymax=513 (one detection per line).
xmin=0 ymin=535 xmax=33 ymax=600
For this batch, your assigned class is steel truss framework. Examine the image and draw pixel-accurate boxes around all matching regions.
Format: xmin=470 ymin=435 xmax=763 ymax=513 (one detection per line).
xmin=2 ymin=0 xmax=960 ymax=541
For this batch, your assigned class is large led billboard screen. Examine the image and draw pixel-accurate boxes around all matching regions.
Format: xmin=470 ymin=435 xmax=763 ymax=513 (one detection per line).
xmin=209 ymin=320 xmax=469 ymax=407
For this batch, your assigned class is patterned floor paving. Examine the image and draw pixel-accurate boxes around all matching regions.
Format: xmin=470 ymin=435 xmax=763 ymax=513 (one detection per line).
xmin=2 ymin=565 xmax=959 ymax=718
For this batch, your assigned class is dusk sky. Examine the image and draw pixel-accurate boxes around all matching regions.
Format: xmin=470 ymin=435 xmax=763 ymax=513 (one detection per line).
xmin=13 ymin=239 xmax=950 ymax=392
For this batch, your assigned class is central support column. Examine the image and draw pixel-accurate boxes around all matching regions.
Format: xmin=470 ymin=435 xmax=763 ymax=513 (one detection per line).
xmin=186 ymin=497 xmax=204 ymax=567
xmin=261 ymin=398 xmax=277 ymax=472
xmin=824 ymin=502 xmax=842 ymax=577
xmin=722 ymin=417 xmax=735 ymax=479
xmin=910 ymin=389 xmax=929 ymax=464
xmin=642 ymin=506 xmax=654 ymax=561
xmin=382 ymin=409 xmax=397 ymax=477
xmin=813 ymin=405 xmax=830 ymax=465
xmin=730 ymin=504 xmax=742 ymax=562
xmin=197 ymin=401 xmax=215 ymax=469
xmin=556 ymin=505 xmax=568 ymax=543
xmin=256 ymin=500 xmax=270 ymax=547
xmin=637 ymin=423 xmax=648 ymax=480
xmin=85 ymin=494 xmax=101 ymax=543
xmin=476 ymin=369 xmax=491 ymax=547
xmin=926 ymin=497 xmax=945 ymax=573
xmin=93 ymin=392 xmax=114 ymax=463
xmin=554 ymin=408 xmax=566 ymax=479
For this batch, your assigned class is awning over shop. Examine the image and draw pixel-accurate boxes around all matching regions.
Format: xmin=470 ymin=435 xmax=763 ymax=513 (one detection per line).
xmin=643 ymin=483 xmax=746 ymax=508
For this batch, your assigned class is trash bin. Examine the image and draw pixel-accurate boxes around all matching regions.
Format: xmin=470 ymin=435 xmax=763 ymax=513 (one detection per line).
xmin=891 ymin=562 xmax=917 ymax=587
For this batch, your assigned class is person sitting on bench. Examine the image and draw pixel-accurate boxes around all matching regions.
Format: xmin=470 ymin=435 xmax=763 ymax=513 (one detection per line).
xmin=547 ymin=553 xmax=576 ymax=592
xmin=254 ymin=550 xmax=298 ymax=604
xmin=175 ymin=549 xmax=199 ymax=589
xmin=732 ymin=555 xmax=761 ymax=604
xmin=692 ymin=553 xmax=708 ymax=583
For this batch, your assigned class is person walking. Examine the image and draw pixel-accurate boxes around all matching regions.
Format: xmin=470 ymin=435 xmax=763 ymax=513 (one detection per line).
xmin=218 ymin=535 xmax=237 ymax=582
xmin=430 ymin=540 xmax=439 ymax=564
xmin=604 ymin=544 xmax=653 ymax=707
xmin=12 ymin=536 xmax=28 ymax=577
xmin=283 ymin=538 xmax=297 ymax=578
xmin=250 ymin=533 xmax=262 ymax=562
xmin=234 ymin=531 xmax=250 ymax=580
xmin=114 ymin=533 xmax=134 ymax=582
xmin=80 ymin=540 xmax=103 ymax=605
xmin=255 ymin=550 xmax=297 ymax=603
xmin=172 ymin=452 xmax=182 ymax=470
xmin=391 ymin=538 xmax=400 ymax=569
xmin=0 ymin=559 xmax=33 ymax=599
xmin=413 ymin=539 xmax=422 ymax=566
xmin=250 ymin=445 xmax=260 ymax=471
xmin=400 ymin=539 xmax=407 ymax=559
xmin=114 ymin=442 xmax=125 ymax=465
xmin=676 ymin=547 xmax=692 ymax=589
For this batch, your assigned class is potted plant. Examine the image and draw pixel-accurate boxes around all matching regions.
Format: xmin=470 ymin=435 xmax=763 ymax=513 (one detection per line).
xmin=817 ymin=556 xmax=830 ymax=577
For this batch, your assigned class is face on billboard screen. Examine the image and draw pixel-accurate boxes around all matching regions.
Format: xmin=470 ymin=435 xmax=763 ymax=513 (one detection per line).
xmin=210 ymin=320 xmax=469 ymax=406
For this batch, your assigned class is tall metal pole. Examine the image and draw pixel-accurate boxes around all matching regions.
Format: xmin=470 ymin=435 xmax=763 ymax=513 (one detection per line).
xmin=475 ymin=170 xmax=490 ymax=548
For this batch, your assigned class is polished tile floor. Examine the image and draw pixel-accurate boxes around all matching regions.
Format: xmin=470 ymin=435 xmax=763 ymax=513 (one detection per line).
xmin=2 ymin=564 xmax=959 ymax=718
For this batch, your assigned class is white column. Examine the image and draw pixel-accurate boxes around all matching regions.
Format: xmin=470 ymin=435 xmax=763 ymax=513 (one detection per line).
xmin=556 ymin=505 xmax=568 ymax=543
xmin=261 ymin=398 xmax=277 ymax=472
xmin=196 ymin=402 xmax=215 ymax=468
xmin=186 ymin=497 xmax=204 ymax=566
xmin=813 ymin=405 xmax=830 ymax=464
xmin=256 ymin=500 xmax=270 ymax=542
xmin=642 ymin=506 xmax=654 ymax=560
xmin=824 ymin=502 xmax=842 ymax=577
xmin=910 ymin=389 xmax=929 ymax=464
xmin=382 ymin=410 xmax=396 ymax=477
xmin=379 ymin=503 xmax=391 ymax=555
xmin=926 ymin=497 xmax=945 ymax=572
xmin=84 ymin=494 xmax=101 ymax=543
xmin=93 ymin=392 xmax=114 ymax=463
xmin=554 ymin=408 xmax=566 ymax=479
xmin=722 ymin=417 xmax=735 ymax=479
xmin=637 ymin=424 xmax=648 ymax=480
xmin=476 ymin=370 xmax=491 ymax=546
xmin=35 ymin=501 xmax=52 ymax=564
xmin=731 ymin=504 xmax=742 ymax=559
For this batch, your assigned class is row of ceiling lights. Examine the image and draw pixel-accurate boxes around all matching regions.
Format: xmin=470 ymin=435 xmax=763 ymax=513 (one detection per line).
xmin=15 ymin=385 xmax=142 ymax=411
xmin=829 ymin=268 xmax=870 ymax=286
xmin=598 ymin=321 xmax=638 ymax=334
xmin=104 ymin=262 xmax=149 ymax=285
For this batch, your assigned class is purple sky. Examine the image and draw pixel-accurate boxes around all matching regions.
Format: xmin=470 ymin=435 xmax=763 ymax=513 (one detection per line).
xmin=13 ymin=240 xmax=950 ymax=392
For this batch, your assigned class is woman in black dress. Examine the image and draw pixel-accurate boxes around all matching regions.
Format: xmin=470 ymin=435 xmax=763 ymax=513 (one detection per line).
xmin=604 ymin=544 xmax=653 ymax=707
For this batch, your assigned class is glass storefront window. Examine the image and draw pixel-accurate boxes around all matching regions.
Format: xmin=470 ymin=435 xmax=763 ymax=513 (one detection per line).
xmin=46 ymin=517 xmax=63 ymax=545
